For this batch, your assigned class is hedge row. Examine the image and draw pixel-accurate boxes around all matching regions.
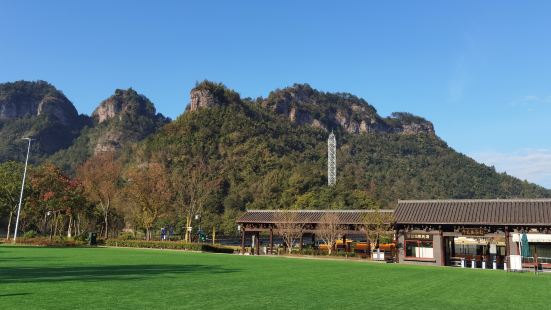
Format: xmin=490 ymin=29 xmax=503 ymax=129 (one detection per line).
xmin=11 ymin=237 xmax=85 ymax=247
xmin=105 ymin=240 xmax=235 ymax=254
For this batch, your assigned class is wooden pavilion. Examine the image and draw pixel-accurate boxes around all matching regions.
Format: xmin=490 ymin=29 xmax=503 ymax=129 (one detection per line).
xmin=236 ymin=209 xmax=394 ymax=255
xmin=395 ymin=199 xmax=551 ymax=269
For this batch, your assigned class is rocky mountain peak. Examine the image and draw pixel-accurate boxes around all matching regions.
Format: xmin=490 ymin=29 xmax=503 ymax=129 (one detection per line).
xmin=0 ymin=80 xmax=79 ymax=126
xmin=262 ymin=83 xmax=434 ymax=135
xmin=92 ymin=88 xmax=159 ymax=123
xmin=188 ymin=81 xmax=241 ymax=112
xmin=189 ymin=88 xmax=222 ymax=111
xmin=90 ymin=88 xmax=168 ymax=154
xmin=386 ymin=112 xmax=435 ymax=134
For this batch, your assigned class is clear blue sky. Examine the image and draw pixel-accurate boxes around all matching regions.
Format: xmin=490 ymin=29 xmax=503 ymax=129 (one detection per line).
xmin=2 ymin=1 xmax=551 ymax=187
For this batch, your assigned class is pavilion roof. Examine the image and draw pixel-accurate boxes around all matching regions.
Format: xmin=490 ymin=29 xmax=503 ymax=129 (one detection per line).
xmin=395 ymin=199 xmax=551 ymax=226
xmin=236 ymin=209 xmax=394 ymax=225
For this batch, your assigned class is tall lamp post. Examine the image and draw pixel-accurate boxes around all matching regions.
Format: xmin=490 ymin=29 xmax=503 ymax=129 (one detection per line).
xmin=13 ymin=137 xmax=33 ymax=243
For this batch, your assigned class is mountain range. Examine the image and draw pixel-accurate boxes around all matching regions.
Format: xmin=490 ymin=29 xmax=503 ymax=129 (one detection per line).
xmin=0 ymin=80 xmax=549 ymax=219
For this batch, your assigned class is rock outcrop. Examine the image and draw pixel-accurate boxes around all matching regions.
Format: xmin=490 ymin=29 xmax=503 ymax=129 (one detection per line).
xmin=0 ymin=80 xmax=79 ymax=126
xmin=0 ymin=81 xmax=88 ymax=161
xmin=189 ymin=89 xmax=221 ymax=111
xmin=187 ymin=81 xmax=241 ymax=112
xmin=91 ymin=88 xmax=168 ymax=154
xmin=92 ymin=88 xmax=160 ymax=123
xmin=262 ymin=83 xmax=434 ymax=135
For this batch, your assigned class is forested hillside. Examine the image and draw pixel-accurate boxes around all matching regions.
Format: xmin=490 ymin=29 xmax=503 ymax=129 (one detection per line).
xmin=130 ymin=81 xmax=550 ymax=233
xmin=1 ymin=80 xmax=549 ymax=237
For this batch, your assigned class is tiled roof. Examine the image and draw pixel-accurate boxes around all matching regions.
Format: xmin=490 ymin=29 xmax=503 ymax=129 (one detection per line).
xmin=236 ymin=210 xmax=394 ymax=225
xmin=395 ymin=199 xmax=551 ymax=226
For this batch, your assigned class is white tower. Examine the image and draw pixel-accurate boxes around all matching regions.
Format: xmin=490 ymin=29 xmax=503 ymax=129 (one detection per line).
xmin=328 ymin=131 xmax=336 ymax=186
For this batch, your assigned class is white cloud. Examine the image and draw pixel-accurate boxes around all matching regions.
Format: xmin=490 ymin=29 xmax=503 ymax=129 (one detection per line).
xmin=472 ymin=149 xmax=551 ymax=189
xmin=510 ymin=95 xmax=551 ymax=107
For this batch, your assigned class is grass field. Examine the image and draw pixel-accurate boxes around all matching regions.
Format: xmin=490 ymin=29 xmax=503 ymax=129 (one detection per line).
xmin=0 ymin=245 xmax=549 ymax=309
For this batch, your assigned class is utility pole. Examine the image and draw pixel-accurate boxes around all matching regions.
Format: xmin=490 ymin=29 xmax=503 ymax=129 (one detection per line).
xmin=13 ymin=137 xmax=33 ymax=243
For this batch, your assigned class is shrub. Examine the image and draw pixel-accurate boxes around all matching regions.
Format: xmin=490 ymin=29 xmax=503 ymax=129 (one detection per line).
xmin=119 ymin=232 xmax=136 ymax=240
xmin=105 ymin=240 xmax=234 ymax=254
xmin=15 ymin=237 xmax=84 ymax=247
xmin=23 ymin=230 xmax=38 ymax=238
xmin=74 ymin=232 xmax=89 ymax=242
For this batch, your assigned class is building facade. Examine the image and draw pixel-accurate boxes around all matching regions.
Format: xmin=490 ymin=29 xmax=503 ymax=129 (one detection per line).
xmin=395 ymin=199 xmax=551 ymax=270
xmin=237 ymin=199 xmax=551 ymax=270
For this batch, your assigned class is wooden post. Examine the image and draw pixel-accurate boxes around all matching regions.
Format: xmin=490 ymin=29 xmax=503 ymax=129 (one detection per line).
xmin=299 ymin=233 xmax=303 ymax=252
xmin=505 ymin=226 xmax=510 ymax=271
xmin=241 ymin=228 xmax=245 ymax=254
xmin=394 ymin=229 xmax=399 ymax=263
xmin=451 ymin=237 xmax=456 ymax=257
xmin=439 ymin=228 xmax=445 ymax=266
xmin=256 ymin=232 xmax=260 ymax=255
xmin=343 ymin=234 xmax=347 ymax=253
xmin=269 ymin=228 xmax=273 ymax=255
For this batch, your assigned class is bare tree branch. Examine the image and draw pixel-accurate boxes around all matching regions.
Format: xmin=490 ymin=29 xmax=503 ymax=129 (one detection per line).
xmin=274 ymin=211 xmax=304 ymax=254
xmin=317 ymin=212 xmax=345 ymax=255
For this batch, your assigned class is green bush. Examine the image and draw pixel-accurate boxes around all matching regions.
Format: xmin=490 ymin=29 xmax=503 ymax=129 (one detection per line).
xmin=74 ymin=232 xmax=88 ymax=242
xmin=23 ymin=230 xmax=38 ymax=238
xmin=15 ymin=237 xmax=84 ymax=247
xmin=332 ymin=251 xmax=356 ymax=257
xmin=119 ymin=232 xmax=136 ymax=240
xmin=105 ymin=240 xmax=234 ymax=254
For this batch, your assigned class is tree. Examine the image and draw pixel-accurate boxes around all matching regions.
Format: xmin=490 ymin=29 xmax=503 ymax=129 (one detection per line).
xmin=28 ymin=163 xmax=87 ymax=238
xmin=363 ymin=210 xmax=394 ymax=260
xmin=274 ymin=211 xmax=305 ymax=254
xmin=125 ymin=163 xmax=171 ymax=240
xmin=77 ymin=151 xmax=122 ymax=239
xmin=172 ymin=160 xmax=219 ymax=243
xmin=317 ymin=212 xmax=345 ymax=255
xmin=0 ymin=161 xmax=27 ymax=240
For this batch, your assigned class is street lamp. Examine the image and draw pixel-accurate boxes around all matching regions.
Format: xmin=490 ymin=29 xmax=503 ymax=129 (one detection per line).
xmin=13 ymin=137 xmax=33 ymax=243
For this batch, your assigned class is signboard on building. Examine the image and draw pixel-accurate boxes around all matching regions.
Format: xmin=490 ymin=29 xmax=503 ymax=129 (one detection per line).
xmin=460 ymin=228 xmax=487 ymax=236
xmin=406 ymin=233 xmax=432 ymax=240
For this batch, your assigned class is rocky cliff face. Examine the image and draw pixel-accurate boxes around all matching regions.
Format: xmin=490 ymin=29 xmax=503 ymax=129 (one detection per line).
xmin=189 ymin=89 xmax=221 ymax=111
xmin=91 ymin=89 xmax=167 ymax=153
xmin=90 ymin=88 xmax=168 ymax=154
xmin=92 ymin=88 xmax=159 ymax=123
xmin=187 ymin=81 xmax=241 ymax=112
xmin=45 ymin=87 xmax=169 ymax=172
xmin=0 ymin=81 xmax=88 ymax=161
xmin=0 ymin=80 xmax=79 ymax=126
xmin=186 ymin=82 xmax=434 ymax=135
xmin=262 ymin=84 xmax=434 ymax=135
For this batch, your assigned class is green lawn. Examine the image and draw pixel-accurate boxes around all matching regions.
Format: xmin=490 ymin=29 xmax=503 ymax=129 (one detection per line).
xmin=0 ymin=245 xmax=549 ymax=309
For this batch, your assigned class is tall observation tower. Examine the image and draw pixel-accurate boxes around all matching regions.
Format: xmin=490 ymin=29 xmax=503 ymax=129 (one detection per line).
xmin=327 ymin=131 xmax=336 ymax=186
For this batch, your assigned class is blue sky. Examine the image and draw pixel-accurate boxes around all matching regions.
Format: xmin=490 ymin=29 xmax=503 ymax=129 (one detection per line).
xmin=1 ymin=1 xmax=551 ymax=187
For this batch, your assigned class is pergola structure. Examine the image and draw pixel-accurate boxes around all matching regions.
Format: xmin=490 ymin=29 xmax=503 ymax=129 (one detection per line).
xmin=236 ymin=209 xmax=395 ymax=255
